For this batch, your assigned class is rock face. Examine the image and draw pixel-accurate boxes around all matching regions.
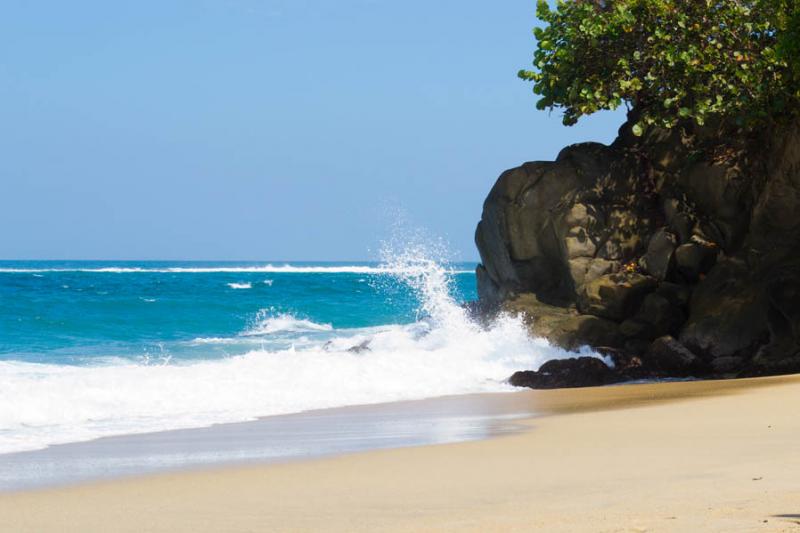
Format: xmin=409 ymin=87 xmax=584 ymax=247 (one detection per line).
xmin=477 ymin=116 xmax=800 ymax=386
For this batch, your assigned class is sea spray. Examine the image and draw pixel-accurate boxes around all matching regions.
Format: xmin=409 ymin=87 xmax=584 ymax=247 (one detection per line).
xmin=0 ymin=254 xmax=595 ymax=454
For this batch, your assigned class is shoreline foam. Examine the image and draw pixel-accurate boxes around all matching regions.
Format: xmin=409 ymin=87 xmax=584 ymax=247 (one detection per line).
xmin=3 ymin=374 xmax=796 ymax=492
xmin=0 ymin=391 xmax=535 ymax=492
xmin=3 ymin=375 xmax=799 ymax=531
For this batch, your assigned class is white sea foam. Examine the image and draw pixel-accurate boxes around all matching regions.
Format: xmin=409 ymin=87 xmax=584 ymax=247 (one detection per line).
xmin=0 ymin=317 xmax=592 ymax=454
xmin=0 ymin=250 xmax=596 ymax=454
xmin=227 ymin=282 xmax=252 ymax=289
xmin=189 ymin=336 xmax=246 ymax=345
xmin=242 ymin=311 xmax=334 ymax=336
xmin=263 ymin=279 xmax=274 ymax=286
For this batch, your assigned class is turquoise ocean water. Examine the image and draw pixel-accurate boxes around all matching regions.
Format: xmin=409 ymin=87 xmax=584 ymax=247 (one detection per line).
xmin=0 ymin=258 xmax=576 ymax=454
xmin=0 ymin=260 xmax=476 ymax=364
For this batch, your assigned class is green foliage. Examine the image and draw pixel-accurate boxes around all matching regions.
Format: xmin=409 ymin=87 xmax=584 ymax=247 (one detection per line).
xmin=520 ymin=0 xmax=800 ymax=134
xmin=778 ymin=1 xmax=800 ymax=80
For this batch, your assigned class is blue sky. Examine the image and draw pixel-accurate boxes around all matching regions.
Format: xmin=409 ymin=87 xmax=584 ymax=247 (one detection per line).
xmin=0 ymin=0 xmax=625 ymax=261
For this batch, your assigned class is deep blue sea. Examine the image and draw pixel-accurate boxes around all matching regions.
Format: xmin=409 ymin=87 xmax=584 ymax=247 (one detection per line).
xmin=0 ymin=258 xmax=574 ymax=454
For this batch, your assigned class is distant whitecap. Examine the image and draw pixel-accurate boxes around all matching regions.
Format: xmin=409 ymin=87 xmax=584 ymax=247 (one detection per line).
xmin=0 ymin=264 xmax=472 ymax=274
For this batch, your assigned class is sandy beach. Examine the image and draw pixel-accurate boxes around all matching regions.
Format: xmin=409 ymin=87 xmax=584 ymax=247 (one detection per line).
xmin=1 ymin=375 xmax=798 ymax=532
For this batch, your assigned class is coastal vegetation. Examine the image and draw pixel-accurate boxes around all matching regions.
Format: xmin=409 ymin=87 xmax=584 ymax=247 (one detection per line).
xmin=520 ymin=0 xmax=800 ymax=135
xmin=476 ymin=1 xmax=800 ymax=388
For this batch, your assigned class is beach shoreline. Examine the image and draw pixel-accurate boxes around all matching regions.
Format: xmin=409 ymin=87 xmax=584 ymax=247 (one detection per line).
xmin=3 ymin=374 xmax=798 ymax=531
xmin=0 ymin=389 xmax=537 ymax=492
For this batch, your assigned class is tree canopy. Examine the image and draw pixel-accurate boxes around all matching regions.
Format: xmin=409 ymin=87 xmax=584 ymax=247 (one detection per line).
xmin=520 ymin=0 xmax=800 ymax=135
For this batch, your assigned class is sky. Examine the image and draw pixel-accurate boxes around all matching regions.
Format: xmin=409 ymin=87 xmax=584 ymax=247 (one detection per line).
xmin=0 ymin=0 xmax=625 ymax=261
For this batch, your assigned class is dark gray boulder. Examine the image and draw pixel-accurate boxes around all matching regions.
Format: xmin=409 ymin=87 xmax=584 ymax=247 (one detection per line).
xmin=509 ymin=357 xmax=617 ymax=389
xmin=674 ymin=243 xmax=719 ymax=281
xmin=475 ymin=114 xmax=800 ymax=386
xmin=578 ymin=272 xmax=658 ymax=321
xmin=640 ymin=228 xmax=677 ymax=281
xmin=504 ymin=294 xmax=623 ymax=351
xmin=643 ymin=336 xmax=702 ymax=375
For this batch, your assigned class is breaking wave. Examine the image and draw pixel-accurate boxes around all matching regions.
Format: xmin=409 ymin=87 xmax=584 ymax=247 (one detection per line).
xmin=242 ymin=311 xmax=334 ymax=336
xmin=0 ymin=250 xmax=597 ymax=454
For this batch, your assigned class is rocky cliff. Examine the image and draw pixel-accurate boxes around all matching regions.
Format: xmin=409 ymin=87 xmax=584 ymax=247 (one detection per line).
xmin=476 ymin=116 xmax=800 ymax=387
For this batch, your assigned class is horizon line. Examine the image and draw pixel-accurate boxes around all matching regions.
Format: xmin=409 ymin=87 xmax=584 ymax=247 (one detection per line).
xmin=0 ymin=258 xmax=480 ymax=263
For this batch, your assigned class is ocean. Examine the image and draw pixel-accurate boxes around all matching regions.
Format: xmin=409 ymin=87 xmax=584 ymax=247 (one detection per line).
xmin=0 ymin=254 xmax=580 ymax=456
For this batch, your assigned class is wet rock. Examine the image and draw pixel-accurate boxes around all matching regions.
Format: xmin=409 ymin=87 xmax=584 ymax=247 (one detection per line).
xmin=346 ymin=340 xmax=371 ymax=354
xmin=745 ymin=353 xmax=800 ymax=376
xmin=551 ymin=315 xmax=623 ymax=350
xmin=475 ymin=264 xmax=505 ymax=309
xmin=504 ymin=294 xmax=623 ymax=351
xmin=508 ymin=357 xmax=617 ymax=389
xmin=712 ymin=356 xmax=745 ymax=374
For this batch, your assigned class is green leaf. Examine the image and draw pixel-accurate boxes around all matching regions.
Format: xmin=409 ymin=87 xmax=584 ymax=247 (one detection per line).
xmin=518 ymin=0 xmax=797 ymax=130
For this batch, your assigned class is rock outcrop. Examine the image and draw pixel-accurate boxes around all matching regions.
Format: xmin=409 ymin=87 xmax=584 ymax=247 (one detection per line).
xmin=476 ymin=116 xmax=800 ymax=387
xmin=509 ymin=357 xmax=617 ymax=389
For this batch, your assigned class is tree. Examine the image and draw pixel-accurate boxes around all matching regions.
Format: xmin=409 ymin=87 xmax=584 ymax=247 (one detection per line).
xmin=520 ymin=0 xmax=799 ymax=135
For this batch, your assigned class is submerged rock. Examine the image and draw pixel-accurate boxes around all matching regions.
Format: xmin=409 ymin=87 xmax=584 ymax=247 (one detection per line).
xmin=346 ymin=340 xmax=371 ymax=354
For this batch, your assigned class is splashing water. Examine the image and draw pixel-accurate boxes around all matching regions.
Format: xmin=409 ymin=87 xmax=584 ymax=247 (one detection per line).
xmin=0 ymin=249 xmax=595 ymax=454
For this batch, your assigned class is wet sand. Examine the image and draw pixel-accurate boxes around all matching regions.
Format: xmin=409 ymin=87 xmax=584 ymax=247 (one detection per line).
xmin=1 ymin=375 xmax=799 ymax=532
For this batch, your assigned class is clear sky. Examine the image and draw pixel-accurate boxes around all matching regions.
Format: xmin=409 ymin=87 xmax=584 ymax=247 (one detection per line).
xmin=0 ymin=0 xmax=625 ymax=261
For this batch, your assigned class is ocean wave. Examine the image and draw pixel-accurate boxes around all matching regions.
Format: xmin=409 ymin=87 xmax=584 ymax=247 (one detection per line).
xmin=0 ymin=250 xmax=594 ymax=454
xmin=189 ymin=337 xmax=247 ymax=345
xmin=227 ymin=282 xmax=252 ymax=289
xmin=0 ymin=313 xmax=593 ymax=454
xmin=242 ymin=312 xmax=334 ymax=336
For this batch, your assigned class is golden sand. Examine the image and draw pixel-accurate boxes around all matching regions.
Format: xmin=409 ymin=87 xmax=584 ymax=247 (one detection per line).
xmin=2 ymin=375 xmax=799 ymax=532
